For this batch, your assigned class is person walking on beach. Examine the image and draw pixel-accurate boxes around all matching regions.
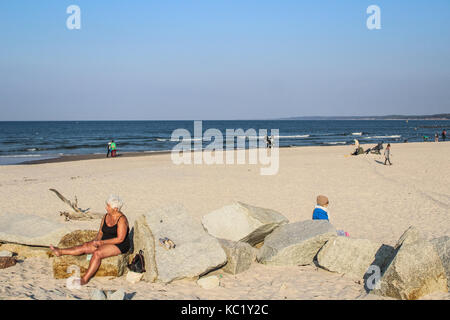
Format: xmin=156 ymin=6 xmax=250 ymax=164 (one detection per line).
xmin=443 ymin=129 xmax=447 ymax=142
xmin=269 ymin=135 xmax=274 ymax=148
xmin=110 ymin=140 xmax=117 ymax=157
xmin=265 ymin=134 xmax=272 ymax=148
xmin=106 ymin=140 xmax=112 ymax=158
xmin=49 ymin=195 xmax=130 ymax=285
xmin=384 ymin=143 xmax=392 ymax=165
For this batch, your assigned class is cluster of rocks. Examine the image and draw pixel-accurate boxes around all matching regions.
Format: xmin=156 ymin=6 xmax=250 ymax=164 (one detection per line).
xmin=131 ymin=201 xmax=449 ymax=300
xmin=0 ymin=204 xmax=448 ymax=300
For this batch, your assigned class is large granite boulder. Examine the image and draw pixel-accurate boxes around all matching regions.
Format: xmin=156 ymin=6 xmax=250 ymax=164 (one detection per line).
xmin=394 ymin=226 xmax=424 ymax=248
xmin=218 ymin=239 xmax=257 ymax=274
xmin=371 ymin=227 xmax=448 ymax=300
xmin=57 ymin=230 xmax=98 ymax=248
xmin=257 ymin=220 xmax=336 ymax=266
xmin=0 ymin=213 xmax=98 ymax=247
xmin=133 ymin=204 xmax=227 ymax=283
xmin=201 ymin=202 xmax=289 ymax=246
xmin=317 ymin=237 xmax=395 ymax=280
xmin=52 ymin=230 xmax=129 ymax=279
xmin=431 ymin=236 xmax=450 ymax=290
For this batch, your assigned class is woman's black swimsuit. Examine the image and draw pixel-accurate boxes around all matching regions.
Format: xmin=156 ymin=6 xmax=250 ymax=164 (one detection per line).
xmin=101 ymin=214 xmax=130 ymax=254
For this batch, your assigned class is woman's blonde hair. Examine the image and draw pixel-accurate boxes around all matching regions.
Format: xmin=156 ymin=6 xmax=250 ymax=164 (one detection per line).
xmin=106 ymin=195 xmax=123 ymax=210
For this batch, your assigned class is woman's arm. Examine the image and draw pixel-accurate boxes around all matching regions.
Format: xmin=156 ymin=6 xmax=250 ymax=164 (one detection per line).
xmin=94 ymin=215 xmax=106 ymax=241
xmin=99 ymin=216 xmax=128 ymax=246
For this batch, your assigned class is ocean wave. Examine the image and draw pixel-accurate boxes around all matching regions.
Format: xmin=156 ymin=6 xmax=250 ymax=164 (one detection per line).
xmin=5 ymin=141 xmax=139 ymax=153
xmin=275 ymin=135 xmax=310 ymax=139
xmin=365 ymin=135 xmax=401 ymax=139
xmin=171 ymin=137 xmax=203 ymax=142
xmin=0 ymin=154 xmax=46 ymax=158
xmin=323 ymin=142 xmax=347 ymax=145
xmin=352 ymin=132 xmax=362 ymax=136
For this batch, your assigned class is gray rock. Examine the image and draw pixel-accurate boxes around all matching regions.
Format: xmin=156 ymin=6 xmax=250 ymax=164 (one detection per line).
xmin=89 ymin=289 xmax=107 ymax=300
xmin=132 ymin=215 xmax=157 ymax=282
xmin=201 ymin=202 xmax=289 ymax=246
xmin=431 ymin=236 xmax=450 ymax=289
xmin=394 ymin=226 xmax=424 ymax=250
xmin=133 ymin=204 xmax=227 ymax=283
xmin=218 ymin=239 xmax=257 ymax=274
xmin=257 ymin=220 xmax=336 ymax=266
xmin=107 ymin=289 xmax=126 ymax=300
xmin=0 ymin=213 xmax=98 ymax=247
xmin=372 ymin=238 xmax=448 ymax=300
xmin=317 ymin=237 xmax=395 ymax=280
xmin=0 ymin=251 xmax=13 ymax=258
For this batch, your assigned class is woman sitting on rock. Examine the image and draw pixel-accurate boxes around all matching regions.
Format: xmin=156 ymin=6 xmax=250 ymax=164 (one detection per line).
xmin=50 ymin=195 xmax=130 ymax=285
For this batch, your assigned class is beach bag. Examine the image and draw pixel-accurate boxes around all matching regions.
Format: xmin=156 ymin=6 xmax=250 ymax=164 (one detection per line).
xmin=128 ymin=250 xmax=146 ymax=273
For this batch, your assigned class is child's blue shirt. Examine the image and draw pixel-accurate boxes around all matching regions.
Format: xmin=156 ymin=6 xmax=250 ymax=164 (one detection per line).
xmin=312 ymin=205 xmax=329 ymax=221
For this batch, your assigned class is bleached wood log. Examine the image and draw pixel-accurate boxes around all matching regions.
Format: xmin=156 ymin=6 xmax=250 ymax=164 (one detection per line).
xmin=49 ymin=189 xmax=104 ymax=221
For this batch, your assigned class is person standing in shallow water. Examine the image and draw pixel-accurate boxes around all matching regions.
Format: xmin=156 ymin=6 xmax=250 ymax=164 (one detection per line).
xmin=49 ymin=195 xmax=130 ymax=285
xmin=384 ymin=143 xmax=392 ymax=165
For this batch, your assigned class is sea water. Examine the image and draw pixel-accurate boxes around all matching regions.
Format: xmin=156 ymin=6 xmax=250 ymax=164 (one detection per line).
xmin=0 ymin=120 xmax=448 ymax=165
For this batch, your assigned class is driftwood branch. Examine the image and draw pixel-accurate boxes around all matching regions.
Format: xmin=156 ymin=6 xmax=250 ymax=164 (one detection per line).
xmin=49 ymin=188 xmax=104 ymax=221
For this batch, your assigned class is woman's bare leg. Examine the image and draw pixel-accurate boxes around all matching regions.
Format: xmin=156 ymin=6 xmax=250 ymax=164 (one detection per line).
xmin=50 ymin=242 xmax=97 ymax=257
xmin=81 ymin=244 xmax=121 ymax=285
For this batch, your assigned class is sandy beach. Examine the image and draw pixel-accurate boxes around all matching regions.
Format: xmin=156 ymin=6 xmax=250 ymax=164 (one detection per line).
xmin=1 ymin=142 xmax=449 ymax=300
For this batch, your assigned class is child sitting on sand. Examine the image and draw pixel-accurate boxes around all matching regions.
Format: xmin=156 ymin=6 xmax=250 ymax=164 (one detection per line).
xmin=312 ymin=195 xmax=349 ymax=237
xmin=312 ymin=195 xmax=330 ymax=221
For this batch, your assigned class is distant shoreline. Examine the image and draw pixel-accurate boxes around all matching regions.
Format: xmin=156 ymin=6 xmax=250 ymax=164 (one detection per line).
xmin=278 ymin=115 xmax=450 ymax=121
xmin=1 ymin=115 xmax=450 ymax=122
xmin=20 ymin=150 xmax=173 ymax=165
xmin=18 ymin=140 xmax=449 ymax=165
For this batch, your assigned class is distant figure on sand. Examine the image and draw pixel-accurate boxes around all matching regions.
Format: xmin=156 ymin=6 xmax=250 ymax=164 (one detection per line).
xmin=312 ymin=195 xmax=349 ymax=236
xmin=50 ymin=195 xmax=130 ymax=285
xmin=264 ymin=134 xmax=272 ymax=148
xmin=435 ymin=133 xmax=439 ymax=142
xmin=443 ymin=129 xmax=447 ymax=141
xmin=269 ymin=135 xmax=274 ymax=148
xmin=106 ymin=140 xmax=112 ymax=157
xmin=110 ymin=140 xmax=117 ymax=157
xmin=384 ymin=143 xmax=392 ymax=165
xmin=351 ymin=139 xmax=364 ymax=155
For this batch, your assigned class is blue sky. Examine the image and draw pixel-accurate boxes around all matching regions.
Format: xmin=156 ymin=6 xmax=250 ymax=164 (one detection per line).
xmin=0 ymin=0 xmax=449 ymax=120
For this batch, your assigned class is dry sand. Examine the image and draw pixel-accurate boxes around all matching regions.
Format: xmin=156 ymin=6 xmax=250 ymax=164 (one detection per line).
xmin=0 ymin=142 xmax=449 ymax=300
